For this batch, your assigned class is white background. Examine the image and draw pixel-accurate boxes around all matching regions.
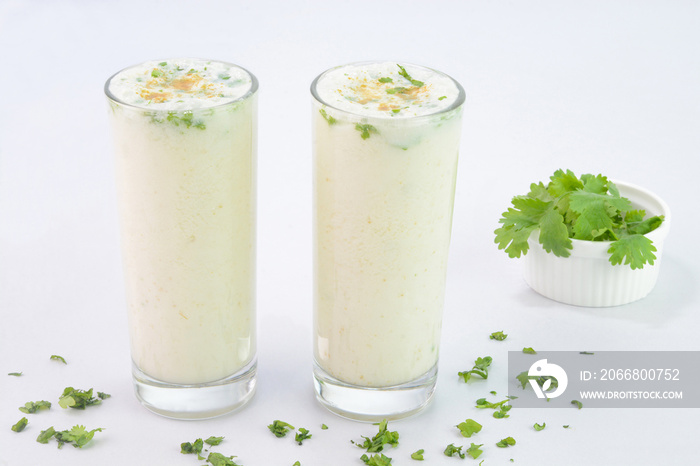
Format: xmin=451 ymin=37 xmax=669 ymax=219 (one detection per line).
xmin=1 ymin=1 xmax=698 ymax=465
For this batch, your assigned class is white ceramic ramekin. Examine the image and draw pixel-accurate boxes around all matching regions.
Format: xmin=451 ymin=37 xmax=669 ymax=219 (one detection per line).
xmin=522 ymin=180 xmax=671 ymax=307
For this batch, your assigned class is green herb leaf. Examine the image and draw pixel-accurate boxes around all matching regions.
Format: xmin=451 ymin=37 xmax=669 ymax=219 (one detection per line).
xmin=496 ymin=437 xmax=516 ymax=448
xmin=321 ymin=424 xmax=329 ymax=430
xmin=295 ymin=427 xmax=312 ymax=445
xmin=181 ymin=438 xmax=204 ymax=454
xmin=97 ymin=392 xmax=111 ymax=400
xmin=205 ymin=436 xmax=224 ymax=446
xmin=466 ymin=443 xmax=484 ymax=459
xmin=361 ymin=453 xmax=393 ymax=466
xmin=58 ymin=387 xmax=102 ymax=409
xmin=411 ymin=449 xmax=425 ymax=460
xmin=54 ymin=425 xmax=103 ymax=448
xmin=438 ymin=96 xmax=447 ymax=100
xmin=397 ymin=64 xmax=424 ymax=87
xmin=386 ymin=87 xmax=407 ymax=95
xmin=293 ymin=462 xmax=301 ymax=466
xmin=36 ymin=426 xmax=56 ymax=444
xmin=458 ymin=356 xmax=492 ymax=382
xmin=571 ymin=400 xmax=583 ymax=409
xmin=490 ymin=331 xmax=507 ymax=341
xmin=151 ymin=69 xmax=163 ymax=78
xmin=19 ymin=400 xmax=51 ymax=414
xmin=355 ymin=123 xmax=378 ymax=140
xmin=50 ymin=355 xmax=67 ymax=364
xmin=268 ymin=420 xmax=295 ymax=438
xmin=319 ymin=108 xmax=337 ymax=125
xmin=378 ymin=77 xmax=393 ymax=83
xmin=522 ymin=347 xmax=537 ymax=354
xmin=207 ymin=452 xmax=241 ymax=466
xmin=456 ymin=419 xmax=482 ymax=438
xmin=563 ymin=425 xmax=571 ymax=429
xmin=534 ymin=422 xmax=546 ymax=431
xmin=353 ymin=419 xmax=399 ymax=453
xmin=11 ymin=417 xmax=28 ymax=432
xmin=608 ymin=235 xmax=658 ymax=270
xmin=443 ymin=443 xmax=465 ymax=459
xmin=8 ymin=372 xmax=22 ymax=376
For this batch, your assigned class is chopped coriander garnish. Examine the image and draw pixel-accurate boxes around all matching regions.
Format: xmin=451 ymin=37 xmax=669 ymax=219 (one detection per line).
xmin=386 ymin=87 xmax=407 ymax=95
xmin=493 ymin=404 xmax=511 ymax=419
xmin=391 ymin=109 xmax=401 ymax=114
xmin=534 ymin=422 xmax=546 ymax=431
xmin=456 ymin=419 xmax=482 ymax=438
xmin=355 ymin=123 xmax=378 ymax=140
xmin=158 ymin=62 xmax=167 ymax=67
xmin=54 ymin=425 xmax=103 ymax=448
xmin=476 ymin=397 xmax=511 ymax=410
xmin=563 ymin=425 xmax=571 ymax=429
xmin=361 ymin=453 xmax=393 ymax=466
xmin=516 ymin=371 xmax=558 ymax=391
xmin=571 ymin=400 xmax=583 ymax=409
xmin=353 ymin=419 xmax=399 ymax=453
xmin=411 ymin=449 xmax=425 ymax=460
xmin=19 ymin=400 xmax=51 ymax=414
xmin=397 ymin=64 xmax=424 ymax=87
xmin=219 ymin=73 xmax=231 ymax=80
xmin=8 ymin=372 xmax=22 ymax=376
xmin=321 ymin=423 xmax=329 ymax=430
xmin=319 ymin=109 xmax=337 ymax=125
xmin=490 ymin=390 xmax=497 ymax=395
xmin=59 ymin=387 xmax=103 ymax=409
xmin=438 ymin=96 xmax=447 ymax=100
xmin=490 ymin=331 xmax=508 ymax=341
xmin=496 ymin=437 xmax=516 ymax=448
xmin=151 ymin=69 xmax=163 ymax=78
xmin=12 ymin=417 xmax=28 ymax=432
xmin=205 ymin=436 xmax=224 ymax=446
xmin=268 ymin=420 xmax=295 ymax=438
xmin=378 ymin=77 xmax=393 ymax=83
xmin=443 ymin=443 xmax=465 ymax=459
xmin=458 ymin=355 xmax=492 ymax=382
xmin=181 ymin=438 xmax=204 ymax=455
xmin=50 ymin=355 xmax=67 ymax=364
xmin=293 ymin=462 xmax=301 ymax=466
xmin=466 ymin=443 xmax=484 ymax=459
xmin=206 ymin=452 xmax=241 ymax=466
xmin=295 ymin=427 xmax=312 ymax=445
xmin=36 ymin=426 xmax=56 ymax=444
xmin=97 ymin=392 xmax=111 ymax=400
xmin=523 ymin=347 xmax=537 ymax=354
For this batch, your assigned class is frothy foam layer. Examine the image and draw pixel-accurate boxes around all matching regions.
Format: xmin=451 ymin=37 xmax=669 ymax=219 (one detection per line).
xmin=314 ymin=62 xmax=461 ymax=118
xmin=107 ymin=58 xmax=253 ymax=110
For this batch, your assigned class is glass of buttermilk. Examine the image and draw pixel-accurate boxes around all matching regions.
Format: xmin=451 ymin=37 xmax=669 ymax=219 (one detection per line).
xmin=311 ymin=61 xmax=465 ymax=420
xmin=105 ymin=59 xmax=257 ymax=419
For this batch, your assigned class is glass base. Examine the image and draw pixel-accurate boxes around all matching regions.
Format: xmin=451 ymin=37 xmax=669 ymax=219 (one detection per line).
xmin=132 ymin=359 xmax=256 ymax=420
xmin=313 ymin=362 xmax=437 ymax=422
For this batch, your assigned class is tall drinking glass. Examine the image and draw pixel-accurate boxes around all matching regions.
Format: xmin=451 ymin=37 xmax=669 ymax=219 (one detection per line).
xmin=105 ymin=59 xmax=257 ymax=419
xmin=311 ymin=62 xmax=465 ymax=420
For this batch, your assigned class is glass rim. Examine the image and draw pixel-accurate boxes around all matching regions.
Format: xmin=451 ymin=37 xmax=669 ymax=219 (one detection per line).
xmin=104 ymin=57 xmax=259 ymax=112
xmin=310 ymin=60 xmax=466 ymax=121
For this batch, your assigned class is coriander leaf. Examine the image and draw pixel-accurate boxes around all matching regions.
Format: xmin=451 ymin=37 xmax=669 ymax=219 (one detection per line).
xmin=386 ymin=87 xmax=407 ymax=94
xmin=8 ymin=372 xmax=22 ymax=376
xmin=353 ymin=419 xmax=399 ymax=453
xmin=627 ymin=215 xmax=664 ymax=236
xmin=496 ymin=437 xmax=516 ymax=448
xmin=158 ymin=61 xmax=167 ymax=67
xmin=475 ymin=397 xmax=510 ymax=410
xmin=458 ymin=356 xmax=492 ymax=382
xmin=490 ymin=331 xmax=507 ymax=341
xmin=294 ymin=462 xmax=301 ymax=466
xmin=321 ymin=424 xmax=328 ymax=430
xmin=205 ymin=436 xmax=224 ymax=446
xmin=19 ymin=400 xmax=51 ymax=414
xmin=493 ymin=408 xmax=510 ymax=419
xmin=181 ymin=438 xmax=204 ymax=454
xmin=571 ymin=400 xmax=583 ymax=409
xmin=97 ymin=392 xmax=111 ymax=400
xmin=538 ymin=206 xmax=572 ymax=256
xmin=466 ymin=443 xmax=484 ymax=459
xmin=361 ymin=453 xmax=393 ymax=466
xmin=59 ymin=387 xmax=102 ymax=409
xmin=319 ymin=109 xmax=337 ymax=125
xmin=580 ymin=173 xmax=609 ymax=194
xmin=355 ymin=123 xmax=378 ymax=140
xmin=456 ymin=419 xmax=482 ymax=438
xmin=12 ymin=417 xmax=28 ymax=432
xmin=397 ymin=64 xmax=424 ymax=87
xmin=50 ymin=355 xmax=67 ymax=364
xmin=438 ymin=96 xmax=447 ymax=100
xmin=608 ymin=235 xmax=657 ymax=270
xmin=55 ymin=425 xmax=103 ymax=448
xmin=522 ymin=347 xmax=537 ymax=354
xmin=548 ymin=169 xmax=583 ymax=197
xmin=563 ymin=425 xmax=571 ymax=429
xmin=37 ymin=426 xmax=56 ymax=444
xmin=495 ymin=196 xmax=550 ymax=258
xmin=443 ymin=443 xmax=465 ymax=459
xmin=295 ymin=427 xmax=312 ymax=445
xmin=207 ymin=452 xmax=241 ymax=466
xmin=268 ymin=420 xmax=295 ymax=438
xmin=411 ymin=449 xmax=425 ymax=460
xmin=151 ymin=69 xmax=163 ymax=78
xmin=534 ymin=422 xmax=546 ymax=431
xmin=378 ymin=77 xmax=393 ymax=83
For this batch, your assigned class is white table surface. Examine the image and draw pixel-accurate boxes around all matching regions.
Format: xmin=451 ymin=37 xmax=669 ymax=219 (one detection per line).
xmin=1 ymin=1 xmax=698 ymax=465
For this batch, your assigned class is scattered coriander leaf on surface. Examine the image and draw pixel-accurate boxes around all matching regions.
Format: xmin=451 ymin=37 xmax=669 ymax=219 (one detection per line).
xmin=268 ymin=420 xmax=295 ymax=438
xmin=8 ymin=372 xmax=22 ymax=376
xmin=207 ymin=451 xmax=241 ymax=466
xmin=321 ymin=423 xmax=328 ymax=430
xmin=563 ymin=425 xmax=571 ymax=429
xmin=55 ymin=425 xmax=103 ymax=448
xmin=205 ymin=436 xmax=224 ymax=446
xmin=466 ymin=443 xmax=484 ymax=459
xmin=353 ymin=419 xmax=399 ymax=453
xmin=490 ymin=331 xmax=507 ymax=341
xmin=295 ymin=427 xmax=312 ymax=445
xmin=50 ymin=355 xmax=67 ymax=364
xmin=59 ymin=387 xmax=102 ymax=409
xmin=97 ymin=392 xmax=111 ymax=400
xmin=522 ymin=347 xmax=537 ymax=354
xmin=458 ymin=356 xmax=492 ymax=382
xmin=490 ymin=390 xmax=497 ymax=395
xmin=534 ymin=422 xmax=546 ymax=431
xmin=36 ymin=426 xmax=56 ymax=444
xmin=12 ymin=417 xmax=28 ymax=432
xmin=443 ymin=443 xmax=465 ymax=459
xmin=456 ymin=419 xmax=482 ymax=438
xmin=496 ymin=437 xmax=516 ymax=448
xmin=293 ymin=462 xmax=301 ymax=466
xmin=181 ymin=438 xmax=204 ymax=454
xmin=411 ymin=449 xmax=425 ymax=460
xmin=571 ymin=400 xmax=583 ymax=409
xmin=19 ymin=400 xmax=51 ymax=414
xmin=361 ymin=453 xmax=393 ymax=466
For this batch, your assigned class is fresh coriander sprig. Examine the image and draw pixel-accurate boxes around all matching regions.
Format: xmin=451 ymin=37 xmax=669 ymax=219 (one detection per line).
xmin=458 ymin=356 xmax=492 ymax=382
xmin=58 ymin=387 xmax=104 ymax=409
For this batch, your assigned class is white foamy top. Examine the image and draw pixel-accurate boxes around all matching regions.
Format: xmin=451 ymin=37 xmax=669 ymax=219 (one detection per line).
xmin=107 ymin=58 xmax=254 ymax=110
xmin=313 ymin=62 xmax=462 ymax=118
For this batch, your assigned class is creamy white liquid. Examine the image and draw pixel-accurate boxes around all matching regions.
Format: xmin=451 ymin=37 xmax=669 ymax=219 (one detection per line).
xmin=312 ymin=62 xmax=464 ymax=387
xmin=107 ymin=59 xmax=257 ymax=385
